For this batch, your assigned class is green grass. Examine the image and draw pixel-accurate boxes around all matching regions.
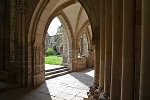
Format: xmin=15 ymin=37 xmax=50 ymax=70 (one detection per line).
xmin=45 ymin=55 xmax=62 ymax=65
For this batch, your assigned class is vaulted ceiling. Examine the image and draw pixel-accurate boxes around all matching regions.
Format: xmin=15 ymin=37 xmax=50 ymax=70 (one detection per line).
xmin=47 ymin=0 xmax=92 ymax=37
xmin=34 ymin=0 xmax=92 ymax=46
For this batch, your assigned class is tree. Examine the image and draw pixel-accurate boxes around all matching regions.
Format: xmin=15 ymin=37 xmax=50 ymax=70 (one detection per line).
xmin=45 ymin=47 xmax=56 ymax=56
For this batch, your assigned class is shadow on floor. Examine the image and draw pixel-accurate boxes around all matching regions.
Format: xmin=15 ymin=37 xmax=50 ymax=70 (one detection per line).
xmin=0 ymin=68 xmax=94 ymax=100
xmin=0 ymin=82 xmax=53 ymax=100
xmin=69 ymin=68 xmax=94 ymax=87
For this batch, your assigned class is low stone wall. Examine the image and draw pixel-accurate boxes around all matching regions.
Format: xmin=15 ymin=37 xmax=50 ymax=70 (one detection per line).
xmin=73 ymin=57 xmax=87 ymax=71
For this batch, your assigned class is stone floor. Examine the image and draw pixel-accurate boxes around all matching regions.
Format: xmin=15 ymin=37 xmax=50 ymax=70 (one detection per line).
xmin=0 ymin=68 xmax=94 ymax=100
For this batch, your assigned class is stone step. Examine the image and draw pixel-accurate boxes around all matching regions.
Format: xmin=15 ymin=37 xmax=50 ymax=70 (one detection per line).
xmin=0 ymin=71 xmax=16 ymax=82
xmin=45 ymin=67 xmax=70 ymax=76
xmin=45 ymin=70 xmax=72 ymax=80
xmin=45 ymin=66 xmax=67 ymax=72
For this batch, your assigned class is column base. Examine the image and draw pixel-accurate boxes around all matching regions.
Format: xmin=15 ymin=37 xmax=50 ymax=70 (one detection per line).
xmin=87 ymin=85 xmax=98 ymax=99
xmin=90 ymin=88 xmax=110 ymax=100
xmin=100 ymin=93 xmax=109 ymax=100
xmin=91 ymin=89 xmax=102 ymax=100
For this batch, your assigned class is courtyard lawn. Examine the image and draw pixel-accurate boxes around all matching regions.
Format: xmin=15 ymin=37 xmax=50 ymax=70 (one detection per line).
xmin=45 ymin=55 xmax=62 ymax=65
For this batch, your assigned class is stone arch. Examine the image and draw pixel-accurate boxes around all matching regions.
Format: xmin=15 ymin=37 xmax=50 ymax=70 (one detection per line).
xmin=29 ymin=0 xmax=79 ymax=72
xmin=28 ymin=0 xmax=99 ymax=44
xmin=56 ymin=14 xmax=74 ymax=69
xmin=78 ymin=0 xmax=100 ymax=41
xmin=30 ymin=0 xmax=77 ymax=44
xmin=84 ymin=27 xmax=92 ymax=50
xmin=28 ymin=0 xmax=60 ymax=42
xmin=76 ymin=19 xmax=91 ymax=49
xmin=27 ymin=0 xmax=99 ymax=85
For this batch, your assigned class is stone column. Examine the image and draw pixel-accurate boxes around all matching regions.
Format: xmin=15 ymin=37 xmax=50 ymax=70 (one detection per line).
xmin=110 ymin=0 xmax=121 ymax=99
xmin=16 ymin=0 xmax=29 ymax=86
xmin=94 ymin=46 xmax=100 ymax=88
xmin=0 ymin=0 xmax=5 ymax=70
xmin=92 ymin=36 xmax=100 ymax=99
xmin=103 ymin=0 xmax=112 ymax=98
xmin=140 ymin=0 xmax=150 ymax=99
xmin=99 ymin=0 xmax=105 ymax=91
xmin=121 ymin=0 xmax=135 ymax=100
xmin=9 ymin=0 xmax=16 ymax=72
xmin=88 ymin=49 xmax=94 ymax=68
xmin=72 ymin=48 xmax=78 ymax=71
xmin=93 ymin=27 xmax=100 ymax=88
xmin=4 ymin=0 xmax=11 ymax=71
xmin=91 ymin=7 xmax=103 ymax=98
xmin=134 ymin=0 xmax=141 ymax=100
xmin=88 ymin=27 xmax=100 ymax=99
xmin=33 ymin=44 xmax=45 ymax=86
xmin=62 ymin=33 xmax=68 ymax=66
xmin=88 ymin=44 xmax=96 ymax=99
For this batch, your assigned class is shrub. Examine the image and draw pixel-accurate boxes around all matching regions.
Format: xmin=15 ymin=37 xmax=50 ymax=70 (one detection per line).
xmin=45 ymin=48 xmax=56 ymax=56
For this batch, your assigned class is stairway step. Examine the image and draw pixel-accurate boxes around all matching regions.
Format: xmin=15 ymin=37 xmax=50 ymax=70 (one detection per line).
xmin=45 ymin=66 xmax=67 ymax=72
xmin=45 ymin=68 xmax=70 ymax=76
xmin=45 ymin=70 xmax=71 ymax=80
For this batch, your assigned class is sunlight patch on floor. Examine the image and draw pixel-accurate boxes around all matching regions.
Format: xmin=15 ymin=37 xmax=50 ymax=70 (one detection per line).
xmin=85 ymin=70 xmax=94 ymax=78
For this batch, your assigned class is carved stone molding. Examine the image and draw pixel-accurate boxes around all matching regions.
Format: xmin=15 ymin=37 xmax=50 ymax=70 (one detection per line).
xmin=17 ymin=5 xmax=27 ymax=14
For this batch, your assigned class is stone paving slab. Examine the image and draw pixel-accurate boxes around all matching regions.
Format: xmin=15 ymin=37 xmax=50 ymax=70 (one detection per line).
xmin=0 ymin=68 xmax=94 ymax=100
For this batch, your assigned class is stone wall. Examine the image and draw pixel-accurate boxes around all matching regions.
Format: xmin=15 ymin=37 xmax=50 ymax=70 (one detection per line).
xmin=81 ymin=33 xmax=89 ymax=57
xmin=73 ymin=57 xmax=87 ymax=71
xmin=62 ymin=32 xmax=68 ymax=66
xmin=33 ymin=44 xmax=45 ymax=86
xmin=87 ymin=50 xmax=94 ymax=68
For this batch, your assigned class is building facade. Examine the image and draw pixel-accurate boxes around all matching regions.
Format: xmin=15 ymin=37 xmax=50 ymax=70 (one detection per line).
xmin=45 ymin=25 xmax=65 ymax=55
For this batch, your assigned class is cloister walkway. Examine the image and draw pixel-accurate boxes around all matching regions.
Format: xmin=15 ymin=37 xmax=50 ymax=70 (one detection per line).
xmin=0 ymin=67 xmax=94 ymax=100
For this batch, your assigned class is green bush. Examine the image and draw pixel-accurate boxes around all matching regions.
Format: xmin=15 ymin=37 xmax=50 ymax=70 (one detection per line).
xmin=45 ymin=48 xmax=56 ymax=56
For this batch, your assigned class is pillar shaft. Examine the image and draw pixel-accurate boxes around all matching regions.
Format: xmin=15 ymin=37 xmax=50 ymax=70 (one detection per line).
xmin=94 ymin=45 xmax=100 ymax=87
xmin=94 ymin=27 xmax=100 ymax=87
xmin=0 ymin=1 xmax=5 ymax=70
xmin=99 ymin=0 xmax=105 ymax=90
xmin=140 ymin=0 xmax=150 ymax=99
xmin=110 ymin=0 xmax=121 ymax=99
xmin=134 ymin=0 xmax=142 ymax=100
xmin=121 ymin=0 xmax=135 ymax=100
xmin=104 ymin=0 xmax=112 ymax=96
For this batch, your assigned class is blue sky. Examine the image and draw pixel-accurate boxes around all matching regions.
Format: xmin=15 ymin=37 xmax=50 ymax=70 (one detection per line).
xmin=47 ymin=17 xmax=61 ymax=36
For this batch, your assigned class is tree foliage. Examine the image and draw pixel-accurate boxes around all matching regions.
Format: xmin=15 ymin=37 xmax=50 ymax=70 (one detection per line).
xmin=45 ymin=48 xmax=56 ymax=56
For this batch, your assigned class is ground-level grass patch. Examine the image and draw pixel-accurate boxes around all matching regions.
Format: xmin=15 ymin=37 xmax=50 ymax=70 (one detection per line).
xmin=45 ymin=55 xmax=62 ymax=65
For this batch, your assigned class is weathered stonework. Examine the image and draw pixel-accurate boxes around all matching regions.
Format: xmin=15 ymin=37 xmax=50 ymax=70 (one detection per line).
xmin=73 ymin=57 xmax=87 ymax=71
xmin=87 ymin=50 xmax=94 ymax=68
xmin=33 ymin=44 xmax=45 ymax=86
xmin=1 ymin=0 xmax=150 ymax=100
xmin=79 ymin=33 xmax=89 ymax=57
